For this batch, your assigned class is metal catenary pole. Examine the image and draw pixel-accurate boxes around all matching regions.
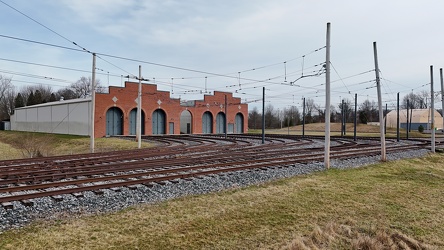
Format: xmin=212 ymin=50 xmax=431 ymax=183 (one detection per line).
xmin=373 ymin=42 xmax=386 ymax=161
xmin=302 ymin=97 xmax=306 ymax=138
xmin=90 ymin=53 xmax=96 ymax=153
xmin=397 ymin=92 xmax=400 ymax=142
xmin=137 ymin=65 xmax=142 ymax=148
xmin=430 ymin=65 xmax=435 ymax=153
xmin=225 ymin=95 xmax=228 ymax=139
xmin=406 ymin=99 xmax=409 ymax=139
xmin=262 ymin=87 xmax=265 ymax=144
xmin=324 ymin=22 xmax=331 ymax=169
xmin=441 ymin=68 xmax=444 ymax=133
xmin=341 ymin=99 xmax=344 ymax=137
xmin=354 ymin=93 xmax=357 ymax=141
xmin=384 ymin=103 xmax=387 ymax=135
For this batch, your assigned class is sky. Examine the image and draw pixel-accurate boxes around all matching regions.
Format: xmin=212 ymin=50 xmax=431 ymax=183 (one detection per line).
xmin=0 ymin=0 xmax=443 ymax=112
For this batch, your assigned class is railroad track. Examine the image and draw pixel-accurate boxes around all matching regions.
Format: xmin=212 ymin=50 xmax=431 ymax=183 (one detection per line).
xmin=0 ymin=135 xmax=429 ymax=207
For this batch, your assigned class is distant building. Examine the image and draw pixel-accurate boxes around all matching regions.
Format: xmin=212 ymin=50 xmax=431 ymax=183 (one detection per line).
xmin=385 ymin=109 xmax=443 ymax=130
xmin=11 ymin=82 xmax=248 ymax=137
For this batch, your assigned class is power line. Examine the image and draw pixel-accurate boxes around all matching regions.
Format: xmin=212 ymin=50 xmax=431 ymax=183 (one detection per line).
xmin=0 ymin=0 xmax=92 ymax=53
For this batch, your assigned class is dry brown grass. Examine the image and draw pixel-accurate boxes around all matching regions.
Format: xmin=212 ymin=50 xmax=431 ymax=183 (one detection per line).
xmin=286 ymin=222 xmax=434 ymax=249
xmin=0 ymin=152 xmax=443 ymax=249
xmin=251 ymin=123 xmax=427 ymax=138
xmin=0 ymin=131 xmax=153 ymax=160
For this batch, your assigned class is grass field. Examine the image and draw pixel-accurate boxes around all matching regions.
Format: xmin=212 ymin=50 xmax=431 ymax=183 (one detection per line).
xmin=0 ymin=131 xmax=153 ymax=160
xmin=0 ymin=153 xmax=443 ymax=249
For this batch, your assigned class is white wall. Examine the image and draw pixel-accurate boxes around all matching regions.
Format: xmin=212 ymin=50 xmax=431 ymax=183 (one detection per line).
xmin=11 ymin=99 xmax=91 ymax=136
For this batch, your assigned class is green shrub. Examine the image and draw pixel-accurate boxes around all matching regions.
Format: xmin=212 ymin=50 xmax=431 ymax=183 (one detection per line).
xmin=418 ymin=125 xmax=424 ymax=133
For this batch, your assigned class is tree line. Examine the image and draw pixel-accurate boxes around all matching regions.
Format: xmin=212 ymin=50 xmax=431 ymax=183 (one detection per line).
xmin=0 ymin=75 xmax=105 ymax=121
xmin=249 ymin=93 xmax=441 ymax=129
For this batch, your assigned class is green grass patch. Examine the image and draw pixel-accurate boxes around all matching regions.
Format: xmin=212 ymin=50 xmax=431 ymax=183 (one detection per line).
xmin=0 ymin=153 xmax=443 ymax=249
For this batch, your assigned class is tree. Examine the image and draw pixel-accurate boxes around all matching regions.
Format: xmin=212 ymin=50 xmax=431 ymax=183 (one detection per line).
xmin=0 ymin=75 xmax=15 ymax=120
xmin=304 ymin=98 xmax=318 ymax=123
xmin=34 ymin=90 xmax=43 ymax=104
xmin=14 ymin=93 xmax=25 ymax=108
xmin=27 ymin=91 xmax=36 ymax=106
xmin=248 ymin=107 xmax=261 ymax=130
xmin=49 ymin=93 xmax=57 ymax=102
xmin=359 ymin=99 xmax=378 ymax=123
xmin=402 ymin=92 xmax=429 ymax=109
xmin=19 ymin=84 xmax=53 ymax=105
xmin=70 ymin=76 xmax=105 ymax=98
xmin=56 ymin=88 xmax=77 ymax=100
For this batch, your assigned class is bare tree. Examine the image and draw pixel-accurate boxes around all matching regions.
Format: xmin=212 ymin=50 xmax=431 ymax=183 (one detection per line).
xmin=248 ymin=107 xmax=261 ymax=130
xmin=70 ymin=76 xmax=105 ymax=98
xmin=0 ymin=75 xmax=15 ymax=120
xmin=19 ymin=84 xmax=53 ymax=105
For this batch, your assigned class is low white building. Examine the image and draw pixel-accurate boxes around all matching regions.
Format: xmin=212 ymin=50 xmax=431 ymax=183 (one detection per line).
xmin=11 ymin=98 xmax=91 ymax=136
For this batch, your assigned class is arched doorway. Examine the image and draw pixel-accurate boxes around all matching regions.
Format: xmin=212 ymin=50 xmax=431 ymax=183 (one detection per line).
xmin=216 ymin=112 xmax=226 ymax=134
xmin=129 ymin=108 xmax=145 ymax=135
xmin=235 ymin=113 xmax=244 ymax=134
xmin=106 ymin=107 xmax=123 ymax=136
xmin=152 ymin=109 xmax=166 ymax=134
xmin=202 ymin=111 xmax=213 ymax=134
xmin=180 ymin=110 xmax=192 ymax=134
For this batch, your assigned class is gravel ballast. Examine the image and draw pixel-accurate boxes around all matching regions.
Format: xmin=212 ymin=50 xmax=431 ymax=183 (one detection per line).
xmin=0 ymin=148 xmax=430 ymax=233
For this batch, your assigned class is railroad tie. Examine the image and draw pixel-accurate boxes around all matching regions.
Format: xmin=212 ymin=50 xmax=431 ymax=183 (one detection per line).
xmin=93 ymin=190 xmax=104 ymax=195
xmin=72 ymin=192 xmax=84 ymax=198
xmin=2 ymin=202 xmax=13 ymax=210
xmin=51 ymin=195 xmax=63 ymax=202
xmin=21 ymin=199 xmax=34 ymax=207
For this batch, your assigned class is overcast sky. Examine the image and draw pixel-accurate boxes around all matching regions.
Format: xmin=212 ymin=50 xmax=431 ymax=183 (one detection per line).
xmin=1 ymin=0 xmax=443 ymax=111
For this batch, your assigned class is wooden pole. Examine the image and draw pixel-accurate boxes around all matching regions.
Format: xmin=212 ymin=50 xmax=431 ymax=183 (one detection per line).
xmin=430 ymin=65 xmax=435 ymax=153
xmin=90 ymin=53 xmax=96 ymax=153
xmin=373 ymin=42 xmax=386 ymax=161
xmin=324 ymin=22 xmax=331 ymax=169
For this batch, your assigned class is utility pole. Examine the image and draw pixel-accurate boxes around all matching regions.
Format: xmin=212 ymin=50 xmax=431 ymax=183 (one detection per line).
xmin=262 ymin=87 xmax=265 ymax=144
xmin=440 ymin=68 xmax=444 ymax=133
xmin=302 ymin=97 xmax=306 ymax=138
xmin=354 ymin=93 xmax=357 ymax=141
xmin=341 ymin=99 xmax=344 ymax=137
xmin=324 ymin=22 xmax=331 ymax=169
xmin=90 ymin=53 xmax=96 ymax=153
xmin=225 ymin=95 xmax=228 ymax=139
xmin=430 ymin=65 xmax=435 ymax=153
xmin=384 ymin=103 xmax=387 ymax=135
xmin=373 ymin=42 xmax=386 ymax=161
xmin=406 ymin=99 xmax=410 ymax=139
xmin=397 ymin=92 xmax=400 ymax=142
xmin=137 ymin=65 xmax=142 ymax=148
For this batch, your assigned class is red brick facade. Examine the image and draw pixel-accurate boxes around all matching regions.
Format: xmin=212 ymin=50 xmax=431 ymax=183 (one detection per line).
xmin=94 ymin=81 xmax=248 ymax=138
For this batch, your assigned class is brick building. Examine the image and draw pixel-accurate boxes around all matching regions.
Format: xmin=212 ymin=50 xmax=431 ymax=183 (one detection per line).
xmin=11 ymin=81 xmax=248 ymax=138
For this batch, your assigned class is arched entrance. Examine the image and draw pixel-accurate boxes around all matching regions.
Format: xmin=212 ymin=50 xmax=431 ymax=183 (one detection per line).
xmin=235 ymin=113 xmax=244 ymax=134
xmin=180 ymin=110 xmax=192 ymax=134
xmin=106 ymin=107 xmax=123 ymax=136
xmin=202 ymin=111 xmax=213 ymax=134
xmin=129 ymin=108 xmax=145 ymax=135
xmin=152 ymin=109 xmax=166 ymax=134
xmin=216 ymin=112 xmax=226 ymax=134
